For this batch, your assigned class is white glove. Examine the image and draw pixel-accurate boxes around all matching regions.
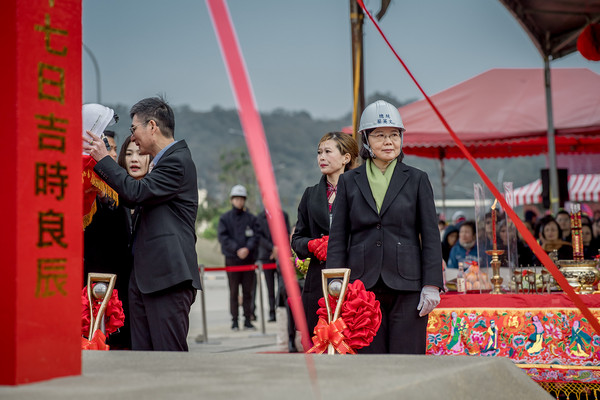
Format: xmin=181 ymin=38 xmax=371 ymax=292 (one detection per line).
xmin=417 ymin=285 xmax=440 ymax=317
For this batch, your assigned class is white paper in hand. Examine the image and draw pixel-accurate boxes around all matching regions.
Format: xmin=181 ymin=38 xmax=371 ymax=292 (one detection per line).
xmin=82 ymin=103 xmax=117 ymax=154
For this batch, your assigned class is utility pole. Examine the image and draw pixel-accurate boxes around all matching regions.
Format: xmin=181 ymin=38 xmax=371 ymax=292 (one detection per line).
xmin=349 ymin=0 xmax=364 ymax=140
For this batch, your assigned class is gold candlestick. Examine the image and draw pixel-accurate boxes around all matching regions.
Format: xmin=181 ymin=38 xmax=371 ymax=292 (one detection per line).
xmin=485 ymin=249 xmax=505 ymax=294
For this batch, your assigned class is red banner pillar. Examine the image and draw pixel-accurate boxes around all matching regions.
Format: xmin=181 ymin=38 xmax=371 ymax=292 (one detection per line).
xmin=1 ymin=0 xmax=82 ymax=385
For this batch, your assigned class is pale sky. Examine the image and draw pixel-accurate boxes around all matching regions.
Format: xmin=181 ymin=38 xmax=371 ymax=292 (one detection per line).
xmin=83 ymin=0 xmax=600 ymax=120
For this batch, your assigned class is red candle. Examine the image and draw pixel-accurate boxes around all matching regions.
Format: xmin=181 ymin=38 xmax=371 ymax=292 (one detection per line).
xmin=491 ymin=199 xmax=497 ymax=250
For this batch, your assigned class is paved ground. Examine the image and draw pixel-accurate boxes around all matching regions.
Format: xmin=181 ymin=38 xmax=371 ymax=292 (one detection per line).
xmin=0 ymin=271 xmax=552 ymax=399
xmin=1 ymin=353 xmax=551 ymax=400
xmin=188 ymin=270 xmax=304 ymax=353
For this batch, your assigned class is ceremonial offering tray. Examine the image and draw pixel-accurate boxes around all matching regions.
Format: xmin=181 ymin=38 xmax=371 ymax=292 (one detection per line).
xmin=558 ymin=259 xmax=600 ymax=294
xmin=445 ymin=263 xmax=492 ymax=293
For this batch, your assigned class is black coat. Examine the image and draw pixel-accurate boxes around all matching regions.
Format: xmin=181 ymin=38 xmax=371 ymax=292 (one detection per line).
xmin=83 ymin=198 xmax=133 ymax=349
xmin=83 ymin=199 xmax=132 ymax=286
xmin=217 ymin=207 xmax=259 ymax=265
xmin=256 ymin=209 xmax=290 ymax=262
xmin=291 ymin=175 xmax=330 ymax=294
xmin=94 ymin=140 xmax=201 ymax=294
xmin=291 ymin=175 xmax=331 ymax=335
xmin=327 ymin=161 xmax=443 ymax=291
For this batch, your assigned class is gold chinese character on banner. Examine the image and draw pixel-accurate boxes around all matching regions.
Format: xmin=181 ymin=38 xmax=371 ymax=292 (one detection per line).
xmin=37 ymin=209 xmax=67 ymax=248
xmin=38 ymin=63 xmax=65 ymax=103
xmin=36 ymin=161 xmax=68 ymax=200
xmin=36 ymin=258 xmax=68 ymax=297
xmin=36 ymin=113 xmax=67 ymax=152
xmin=34 ymin=14 xmax=68 ymax=56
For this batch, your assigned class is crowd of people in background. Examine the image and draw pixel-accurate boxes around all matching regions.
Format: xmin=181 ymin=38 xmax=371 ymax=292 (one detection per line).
xmin=439 ymin=206 xmax=600 ymax=273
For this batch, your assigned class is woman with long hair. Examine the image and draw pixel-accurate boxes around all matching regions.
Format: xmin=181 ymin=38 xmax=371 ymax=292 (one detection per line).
xmin=106 ymin=136 xmax=152 ymax=348
xmin=291 ymin=131 xmax=359 ymax=340
xmin=117 ymin=136 xmax=152 ymax=181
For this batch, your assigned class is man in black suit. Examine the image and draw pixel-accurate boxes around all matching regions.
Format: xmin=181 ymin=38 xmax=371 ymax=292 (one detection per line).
xmin=85 ymin=97 xmax=201 ymax=351
xmin=255 ymin=208 xmax=290 ymax=322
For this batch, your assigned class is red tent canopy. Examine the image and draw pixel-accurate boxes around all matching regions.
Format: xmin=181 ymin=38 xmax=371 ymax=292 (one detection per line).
xmin=397 ymin=68 xmax=600 ymax=159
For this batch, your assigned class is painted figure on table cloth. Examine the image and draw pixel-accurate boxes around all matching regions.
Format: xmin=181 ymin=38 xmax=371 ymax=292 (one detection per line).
xmin=569 ymin=320 xmax=591 ymax=358
xmin=481 ymin=319 xmax=499 ymax=355
xmin=526 ymin=315 xmax=544 ymax=355
xmin=446 ymin=311 xmax=467 ymax=353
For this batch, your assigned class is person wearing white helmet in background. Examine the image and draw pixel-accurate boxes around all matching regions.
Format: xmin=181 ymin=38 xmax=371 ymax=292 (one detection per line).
xmin=327 ymin=100 xmax=443 ymax=354
xmin=217 ymin=184 xmax=260 ymax=331
xmin=451 ymin=210 xmax=467 ymax=228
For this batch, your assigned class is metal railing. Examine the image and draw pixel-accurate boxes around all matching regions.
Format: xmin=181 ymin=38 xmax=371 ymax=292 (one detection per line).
xmin=195 ymin=262 xmax=277 ymax=343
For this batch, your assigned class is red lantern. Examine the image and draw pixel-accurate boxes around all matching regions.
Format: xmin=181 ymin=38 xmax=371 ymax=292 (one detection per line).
xmin=577 ymin=23 xmax=600 ymax=61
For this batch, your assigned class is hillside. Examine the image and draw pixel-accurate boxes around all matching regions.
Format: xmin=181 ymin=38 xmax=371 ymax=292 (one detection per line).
xmin=105 ymin=96 xmax=545 ymax=222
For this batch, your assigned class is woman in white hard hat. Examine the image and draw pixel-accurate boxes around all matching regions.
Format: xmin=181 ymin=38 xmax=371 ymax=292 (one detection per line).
xmin=291 ymin=132 xmax=359 ymax=340
xmin=327 ymin=100 xmax=443 ymax=354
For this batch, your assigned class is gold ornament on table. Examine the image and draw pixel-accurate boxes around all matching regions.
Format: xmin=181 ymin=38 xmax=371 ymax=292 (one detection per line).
xmin=485 ymin=199 xmax=504 ymax=294
xmin=512 ymin=268 xmax=523 ymax=294
xmin=558 ymin=259 xmax=600 ymax=294
xmin=485 ymin=250 xmax=505 ymax=294
xmin=539 ymin=268 xmax=553 ymax=294
xmin=525 ymin=269 xmax=538 ymax=294
xmin=556 ymin=204 xmax=600 ymax=294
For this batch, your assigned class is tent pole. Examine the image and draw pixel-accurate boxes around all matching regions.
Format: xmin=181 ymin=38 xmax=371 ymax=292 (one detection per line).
xmin=439 ymin=151 xmax=446 ymax=220
xmin=544 ymin=56 xmax=560 ymax=214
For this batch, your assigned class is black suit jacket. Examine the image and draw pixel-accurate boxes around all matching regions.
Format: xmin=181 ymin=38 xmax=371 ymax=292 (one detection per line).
xmin=83 ymin=199 xmax=132 ymax=286
xmin=94 ymin=140 xmax=201 ymax=294
xmin=256 ymin=209 xmax=290 ymax=262
xmin=327 ymin=161 xmax=443 ymax=291
xmin=291 ymin=175 xmax=330 ymax=294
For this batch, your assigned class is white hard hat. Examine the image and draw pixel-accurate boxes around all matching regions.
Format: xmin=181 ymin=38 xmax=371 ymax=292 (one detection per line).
xmin=82 ymin=103 xmax=118 ymax=137
xmin=82 ymin=103 xmax=118 ymax=155
xmin=230 ymin=184 xmax=247 ymax=198
xmin=358 ymin=100 xmax=405 ymax=133
xmin=452 ymin=211 xmax=466 ymax=222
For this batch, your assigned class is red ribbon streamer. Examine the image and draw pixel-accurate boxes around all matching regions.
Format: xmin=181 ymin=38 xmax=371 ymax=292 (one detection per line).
xmin=357 ymin=0 xmax=600 ymax=336
xmin=308 ymin=317 xmax=356 ymax=355
xmin=202 ymin=263 xmax=278 ymax=272
xmin=205 ymin=1 xmax=319 ymax=395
